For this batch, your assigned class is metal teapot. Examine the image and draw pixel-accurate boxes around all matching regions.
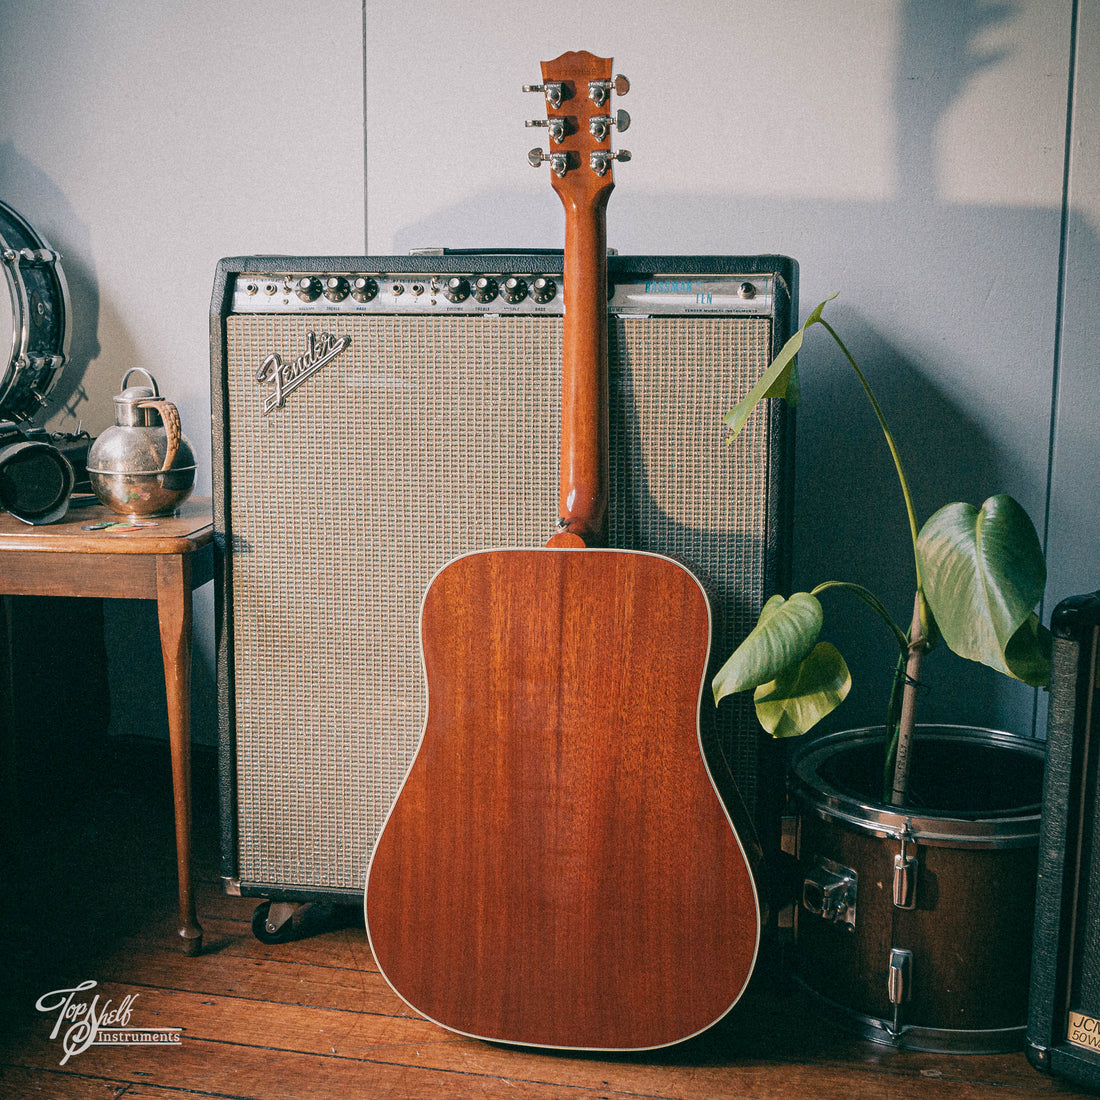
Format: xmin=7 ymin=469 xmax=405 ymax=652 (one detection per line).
xmin=87 ymin=368 xmax=196 ymax=516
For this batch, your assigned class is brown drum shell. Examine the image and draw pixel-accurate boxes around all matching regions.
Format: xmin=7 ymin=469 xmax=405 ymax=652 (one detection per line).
xmin=796 ymin=809 xmax=1038 ymax=1031
xmin=791 ymin=726 xmax=1044 ymax=1052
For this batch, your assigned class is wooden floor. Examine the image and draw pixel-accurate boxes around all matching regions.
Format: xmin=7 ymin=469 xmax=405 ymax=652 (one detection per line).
xmin=1 ymin=737 xmax=1094 ymax=1100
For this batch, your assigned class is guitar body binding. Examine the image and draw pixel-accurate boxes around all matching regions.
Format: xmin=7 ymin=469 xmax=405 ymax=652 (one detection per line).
xmin=366 ymin=547 xmax=761 ymax=1050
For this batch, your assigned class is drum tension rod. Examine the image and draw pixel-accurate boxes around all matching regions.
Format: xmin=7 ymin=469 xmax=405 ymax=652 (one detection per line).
xmin=887 ymin=947 xmax=914 ymax=1036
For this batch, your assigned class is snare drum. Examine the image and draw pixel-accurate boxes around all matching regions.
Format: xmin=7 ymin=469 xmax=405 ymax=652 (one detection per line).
xmin=0 ymin=200 xmax=70 ymax=422
xmin=791 ymin=726 xmax=1045 ymax=1053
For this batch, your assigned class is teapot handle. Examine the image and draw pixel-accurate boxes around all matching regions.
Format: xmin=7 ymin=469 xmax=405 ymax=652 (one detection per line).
xmin=121 ymin=367 xmax=159 ymax=395
xmin=135 ymin=398 xmax=181 ymax=472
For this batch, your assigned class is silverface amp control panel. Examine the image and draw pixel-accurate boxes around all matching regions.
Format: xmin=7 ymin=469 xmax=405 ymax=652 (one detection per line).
xmin=228 ymin=263 xmax=777 ymax=319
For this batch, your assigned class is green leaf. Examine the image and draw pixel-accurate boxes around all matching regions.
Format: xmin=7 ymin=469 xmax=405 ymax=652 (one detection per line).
xmin=753 ymin=642 xmax=852 ymax=738
xmin=712 ymin=592 xmax=822 ymax=705
xmin=1003 ymin=611 xmax=1052 ymax=686
xmin=722 ymin=295 xmax=837 ymax=441
xmin=916 ymin=494 xmax=1050 ymax=686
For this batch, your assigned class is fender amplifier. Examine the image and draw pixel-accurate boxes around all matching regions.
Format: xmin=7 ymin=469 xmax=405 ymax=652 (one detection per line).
xmin=210 ymin=251 xmax=797 ymax=910
xmin=1028 ymin=591 xmax=1100 ymax=1087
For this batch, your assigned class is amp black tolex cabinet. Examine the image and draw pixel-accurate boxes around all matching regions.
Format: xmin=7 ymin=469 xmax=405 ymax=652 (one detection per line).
xmin=210 ymin=251 xmax=797 ymax=932
xmin=1028 ymin=590 xmax=1100 ymax=1089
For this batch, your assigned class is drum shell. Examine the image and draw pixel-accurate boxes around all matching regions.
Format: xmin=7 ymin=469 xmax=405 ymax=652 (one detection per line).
xmin=0 ymin=201 xmax=70 ymax=422
xmin=791 ymin=726 xmax=1044 ymax=1052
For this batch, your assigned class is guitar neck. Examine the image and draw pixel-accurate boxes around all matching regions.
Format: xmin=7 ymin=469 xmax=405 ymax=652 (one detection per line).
xmin=530 ymin=50 xmax=629 ymax=548
xmin=558 ymin=170 xmax=610 ymax=546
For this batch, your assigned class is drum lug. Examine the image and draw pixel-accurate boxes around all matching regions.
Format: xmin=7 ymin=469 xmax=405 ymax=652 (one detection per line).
xmin=20 ymin=246 xmax=60 ymax=266
xmin=801 ymin=855 xmax=857 ymax=928
xmin=892 ymin=837 xmax=919 ymax=910
xmin=2 ymin=246 xmax=59 ymax=266
xmin=887 ymin=946 xmax=913 ymax=1036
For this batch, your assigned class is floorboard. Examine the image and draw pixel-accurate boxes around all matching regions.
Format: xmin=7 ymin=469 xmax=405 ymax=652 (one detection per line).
xmin=1 ymin=738 xmax=1093 ymax=1100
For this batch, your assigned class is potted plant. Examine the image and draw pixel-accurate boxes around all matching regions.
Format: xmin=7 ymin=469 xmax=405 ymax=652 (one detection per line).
xmin=713 ymin=295 xmax=1051 ymax=1053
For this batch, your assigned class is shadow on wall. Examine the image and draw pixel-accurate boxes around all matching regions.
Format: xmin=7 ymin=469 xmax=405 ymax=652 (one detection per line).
xmin=2 ymin=1 xmax=1088 ymax=751
xmin=386 ymin=0 xmax=1088 ymax=740
xmin=0 ymin=143 xmax=217 ymax=747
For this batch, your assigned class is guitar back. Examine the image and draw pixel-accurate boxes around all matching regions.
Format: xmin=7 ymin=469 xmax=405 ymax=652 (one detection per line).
xmin=366 ymin=546 xmax=761 ymax=1049
xmin=365 ymin=51 xmax=764 ymax=1049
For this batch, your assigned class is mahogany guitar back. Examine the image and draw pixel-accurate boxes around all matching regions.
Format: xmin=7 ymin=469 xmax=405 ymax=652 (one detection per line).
xmin=366 ymin=547 xmax=761 ymax=1050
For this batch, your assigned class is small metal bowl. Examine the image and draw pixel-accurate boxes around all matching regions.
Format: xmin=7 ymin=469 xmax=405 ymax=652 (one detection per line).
xmin=88 ymin=465 xmax=196 ymax=518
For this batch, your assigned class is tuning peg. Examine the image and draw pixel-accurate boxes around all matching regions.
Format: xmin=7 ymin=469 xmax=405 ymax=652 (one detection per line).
xmin=589 ymin=149 xmax=631 ymax=177
xmin=525 ymin=117 xmax=568 ymax=144
xmin=587 ymin=74 xmax=629 ymax=107
xmin=588 ymin=109 xmax=630 ymax=142
xmin=528 ymin=147 xmax=570 ymax=177
xmin=523 ymin=81 xmax=566 ymax=109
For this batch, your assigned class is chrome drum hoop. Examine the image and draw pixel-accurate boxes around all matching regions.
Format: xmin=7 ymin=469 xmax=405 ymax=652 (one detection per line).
xmin=0 ymin=200 xmax=70 ymax=422
xmin=790 ymin=725 xmax=1046 ymax=849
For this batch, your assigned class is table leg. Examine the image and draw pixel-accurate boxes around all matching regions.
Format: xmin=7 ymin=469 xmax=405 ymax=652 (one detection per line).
xmin=156 ymin=554 xmax=203 ymax=955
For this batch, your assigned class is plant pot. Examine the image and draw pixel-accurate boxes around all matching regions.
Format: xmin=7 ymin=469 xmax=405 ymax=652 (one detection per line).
xmin=789 ymin=724 xmax=1045 ymax=1054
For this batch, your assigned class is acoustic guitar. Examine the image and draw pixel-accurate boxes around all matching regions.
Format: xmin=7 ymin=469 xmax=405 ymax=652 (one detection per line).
xmin=365 ymin=50 xmax=764 ymax=1051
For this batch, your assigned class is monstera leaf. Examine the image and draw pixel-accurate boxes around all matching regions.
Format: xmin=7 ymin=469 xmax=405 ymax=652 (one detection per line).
xmin=722 ymin=296 xmax=836 ymax=440
xmin=916 ymin=494 xmax=1050 ymax=685
xmin=712 ymin=592 xmax=823 ymax=702
xmin=712 ymin=592 xmax=851 ymax=737
xmin=753 ymin=642 xmax=852 ymax=738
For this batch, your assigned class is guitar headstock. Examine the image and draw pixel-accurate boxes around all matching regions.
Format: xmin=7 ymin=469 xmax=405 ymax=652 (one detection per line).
xmin=525 ymin=51 xmax=630 ymax=196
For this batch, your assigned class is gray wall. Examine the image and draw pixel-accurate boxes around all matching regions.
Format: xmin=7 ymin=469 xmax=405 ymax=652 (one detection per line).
xmin=1 ymin=0 xmax=365 ymax=740
xmin=2 ymin=1 xmax=1096 ymax=745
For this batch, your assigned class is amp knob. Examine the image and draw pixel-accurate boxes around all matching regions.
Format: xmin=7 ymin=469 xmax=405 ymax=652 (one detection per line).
xmin=531 ymin=276 xmax=557 ymax=304
xmin=443 ymin=276 xmax=470 ymax=303
xmin=295 ymin=276 xmax=322 ymax=302
xmin=473 ymin=276 xmax=498 ymax=303
xmin=324 ymin=276 xmax=349 ymax=302
xmin=351 ymin=277 xmax=378 ymax=303
xmin=501 ymin=276 xmax=528 ymax=304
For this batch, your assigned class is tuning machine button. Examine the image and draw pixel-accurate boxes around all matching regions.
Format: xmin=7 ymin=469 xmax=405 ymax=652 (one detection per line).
xmin=523 ymin=80 xmax=567 ymax=109
xmin=501 ymin=276 xmax=528 ymax=304
xmin=531 ymin=276 xmax=557 ymax=304
xmin=473 ymin=276 xmax=498 ymax=303
xmin=589 ymin=109 xmax=630 ymax=142
xmin=528 ymin=147 xmax=570 ymax=177
xmin=588 ymin=74 xmax=629 ymax=107
xmin=590 ymin=149 xmax=631 ymax=177
xmin=525 ymin=117 xmax=569 ymax=144
xmin=443 ymin=276 xmax=470 ymax=303
xmin=295 ymin=276 xmax=322 ymax=302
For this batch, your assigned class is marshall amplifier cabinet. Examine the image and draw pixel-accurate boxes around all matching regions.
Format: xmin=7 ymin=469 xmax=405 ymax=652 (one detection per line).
xmin=210 ymin=251 xmax=797 ymax=923
xmin=1028 ymin=591 xmax=1100 ymax=1088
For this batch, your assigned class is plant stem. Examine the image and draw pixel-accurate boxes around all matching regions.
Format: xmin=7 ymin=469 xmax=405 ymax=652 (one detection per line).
xmin=882 ymin=648 xmax=907 ymax=799
xmin=816 ymin=318 xmax=934 ymax=802
xmin=810 ymin=581 xmax=909 ymax=651
xmin=889 ymin=593 xmax=928 ymax=806
xmin=818 ymin=319 xmax=925 ymax=601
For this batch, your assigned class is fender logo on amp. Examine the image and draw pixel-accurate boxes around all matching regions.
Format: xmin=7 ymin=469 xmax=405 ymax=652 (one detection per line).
xmin=255 ymin=331 xmax=351 ymax=414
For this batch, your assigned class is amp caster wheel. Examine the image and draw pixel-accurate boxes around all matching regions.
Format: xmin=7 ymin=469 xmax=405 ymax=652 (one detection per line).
xmin=251 ymin=900 xmax=300 ymax=944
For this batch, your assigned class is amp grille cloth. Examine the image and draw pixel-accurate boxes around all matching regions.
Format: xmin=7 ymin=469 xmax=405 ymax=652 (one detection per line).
xmin=224 ymin=313 xmax=774 ymax=891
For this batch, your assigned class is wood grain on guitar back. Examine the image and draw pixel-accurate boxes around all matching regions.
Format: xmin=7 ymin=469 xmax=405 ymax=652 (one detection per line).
xmin=366 ymin=548 xmax=760 ymax=1050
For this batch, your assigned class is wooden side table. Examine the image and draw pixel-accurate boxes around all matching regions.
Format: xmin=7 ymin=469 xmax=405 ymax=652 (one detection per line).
xmin=0 ymin=496 xmax=213 ymax=955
